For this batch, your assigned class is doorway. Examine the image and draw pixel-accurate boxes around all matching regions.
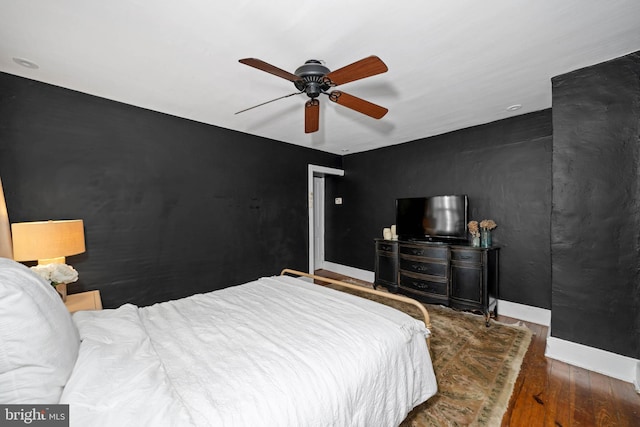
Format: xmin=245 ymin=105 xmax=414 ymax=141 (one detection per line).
xmin=313 ymin=176 xmax=325 ymax=269
xmin=308 ymin=164 xmax=344 ymax=274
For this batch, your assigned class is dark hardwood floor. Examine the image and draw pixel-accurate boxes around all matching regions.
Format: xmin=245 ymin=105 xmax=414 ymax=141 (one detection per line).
xmin=499 ymin=318 xmax=640 ymax=427
xmin=315 ymin=270 xmax=640 ymax=427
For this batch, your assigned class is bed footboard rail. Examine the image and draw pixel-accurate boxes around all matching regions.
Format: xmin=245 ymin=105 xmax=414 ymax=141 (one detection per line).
xmin=280 ymin=269 xmax=432 ymax=340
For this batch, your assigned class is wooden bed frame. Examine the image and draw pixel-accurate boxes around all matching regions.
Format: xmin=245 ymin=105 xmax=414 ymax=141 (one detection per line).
xmin=280 ymin=269 xmax=432 ymax=347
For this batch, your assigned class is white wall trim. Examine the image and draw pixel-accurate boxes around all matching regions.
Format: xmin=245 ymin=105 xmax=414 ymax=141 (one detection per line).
xmin=307 ymin=164 xmax=344 ymax=275
xmin=497 ymin=299 xmax=551 ymax=326
xmin=635 ymin=361 xmax=640 ymax=393
xmin=321 ymin=261 xmax=375 ymax=283
xmin=546 ymin=333 xmax=640 ymax=386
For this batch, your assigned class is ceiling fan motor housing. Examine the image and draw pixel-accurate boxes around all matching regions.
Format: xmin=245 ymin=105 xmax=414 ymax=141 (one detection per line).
xmin=295 ymin=60 xmax=331 ymax=98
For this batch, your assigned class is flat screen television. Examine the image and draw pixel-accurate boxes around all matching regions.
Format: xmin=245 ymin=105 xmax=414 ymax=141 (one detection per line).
xmin=396 ymin=195 xmax=468 ymax=242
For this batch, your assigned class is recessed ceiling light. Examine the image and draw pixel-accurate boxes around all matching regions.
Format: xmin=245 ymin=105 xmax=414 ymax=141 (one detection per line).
xmin=506 ymin=104 xmax=522 ymax=112
xmin=12 ymin=57 xmax=39 ymax=69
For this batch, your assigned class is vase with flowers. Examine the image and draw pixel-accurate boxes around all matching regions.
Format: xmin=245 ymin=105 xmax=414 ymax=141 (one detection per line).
xmin=30 ymin=263 xmax=79 ymax=301
xmin=468 ymin=220 xmax=481 ymax=247
xmin=479 ymin=219 xmax=497 ymax=247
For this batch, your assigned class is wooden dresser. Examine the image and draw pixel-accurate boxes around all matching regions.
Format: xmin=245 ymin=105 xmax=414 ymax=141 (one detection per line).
xmin=375 ymin=239 xmax=499 ymax=325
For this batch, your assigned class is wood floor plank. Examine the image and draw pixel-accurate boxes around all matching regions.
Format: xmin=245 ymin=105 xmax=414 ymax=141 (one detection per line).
xmin=500 ymin=321 xmax=534 ymax=427
xmin=589 ymin=371 xmax=622 ymax=427
xmin=610 ymin=376 xmax=640 ymax=426
xmin=501 ymin=360 xmax=527 ymax=426
xmin=545 ymin=359 xmax=572 ymax=427
xmin=570 ymin=365 xmax=596 ymax=426
xmin=502 ymin=322 xmax=548 ymax=425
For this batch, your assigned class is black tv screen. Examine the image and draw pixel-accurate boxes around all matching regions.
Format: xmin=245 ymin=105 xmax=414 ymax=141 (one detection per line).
xmin=396 ymin=195 xmax=468 ymax=241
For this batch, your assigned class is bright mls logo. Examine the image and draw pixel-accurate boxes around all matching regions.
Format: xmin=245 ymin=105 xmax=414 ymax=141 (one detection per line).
xmin=0 ymin=405 xmax=68 ymax=426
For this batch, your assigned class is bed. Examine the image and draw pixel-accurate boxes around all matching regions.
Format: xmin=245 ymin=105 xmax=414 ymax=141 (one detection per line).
xmin=0 ymin=258 xmax=437 ymax=426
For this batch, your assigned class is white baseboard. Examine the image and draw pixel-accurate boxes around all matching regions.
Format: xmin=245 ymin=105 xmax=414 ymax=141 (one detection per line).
xmin=321 ymin=261 xmax=375 ymax=283
xmin=497 ymin=299 xmax=551 ymax=326
xmin=324 ymin=262 xmax=640 ymax=387
xmin=546 ymin=333 xmax=640 ymax=386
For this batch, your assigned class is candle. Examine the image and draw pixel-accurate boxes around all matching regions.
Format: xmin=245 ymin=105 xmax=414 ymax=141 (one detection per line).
xmin=383 ymin=228 xmax=392 ymax=240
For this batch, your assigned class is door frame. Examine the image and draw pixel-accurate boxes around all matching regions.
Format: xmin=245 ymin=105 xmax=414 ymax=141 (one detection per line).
xmin=308 ymin=164 xmax=344 ymax=274
xmin=313 ymin=176 xmax=325 ymax=269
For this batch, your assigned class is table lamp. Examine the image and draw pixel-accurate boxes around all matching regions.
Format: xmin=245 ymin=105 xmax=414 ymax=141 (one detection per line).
xmin=12 ymin=219 xmax=85 ymax=265
xmin=11 ymin=220 xmax=85 ymax=300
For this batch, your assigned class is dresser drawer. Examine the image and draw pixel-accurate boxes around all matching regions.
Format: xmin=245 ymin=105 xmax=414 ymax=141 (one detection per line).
xmin=400 ymin=257 xmax=447 ymax=277
xmin=400 ymin=244 xmax=448 ymax=260
xmin=376 ymin=241 xmax=397 ymax=253
xmin=451 ymin=249 xmax=482 ymax=264
xmin=399 ymin=273 xmax=448 ymax=296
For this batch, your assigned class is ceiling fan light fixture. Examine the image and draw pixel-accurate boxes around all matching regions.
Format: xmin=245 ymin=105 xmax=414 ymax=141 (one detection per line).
xmin=304 ymin=82 xmax=324 ymax=98
xmin=13 ymin=57 xmax=39 ymax=69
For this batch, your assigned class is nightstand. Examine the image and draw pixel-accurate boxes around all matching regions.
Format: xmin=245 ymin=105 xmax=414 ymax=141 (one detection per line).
xmin=65 ymin=290 xmax=103 ymax=313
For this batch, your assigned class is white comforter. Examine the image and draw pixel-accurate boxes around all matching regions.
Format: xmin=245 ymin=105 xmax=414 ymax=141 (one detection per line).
xmin=61 ymin=276 xmax=437 ymax=427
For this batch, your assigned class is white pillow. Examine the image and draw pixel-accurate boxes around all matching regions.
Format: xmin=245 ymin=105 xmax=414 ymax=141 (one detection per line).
xmin=0 ymin=258 xmax=80 ymax=403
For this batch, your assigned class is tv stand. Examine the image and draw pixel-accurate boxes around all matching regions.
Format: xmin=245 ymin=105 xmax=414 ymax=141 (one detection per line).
xmin=374 ymin=239 xmax=499 ymax=325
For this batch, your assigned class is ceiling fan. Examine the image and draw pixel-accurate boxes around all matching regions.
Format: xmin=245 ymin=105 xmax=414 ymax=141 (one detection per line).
xmin=237 ymin=56 xmax=389 ymax=133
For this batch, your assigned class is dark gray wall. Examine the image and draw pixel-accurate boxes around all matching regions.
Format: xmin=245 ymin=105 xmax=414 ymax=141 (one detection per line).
xmin=326 ymin=111 xmax=553 ymax=309
xmin=0 ymin=72 xmax=341 ymax=308
xmin=551 ymin=52 xmax=640 ymax=359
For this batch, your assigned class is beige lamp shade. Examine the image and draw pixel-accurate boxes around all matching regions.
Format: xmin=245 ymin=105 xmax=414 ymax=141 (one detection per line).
xmin=12 ymin=220 xmax=85 ymax=264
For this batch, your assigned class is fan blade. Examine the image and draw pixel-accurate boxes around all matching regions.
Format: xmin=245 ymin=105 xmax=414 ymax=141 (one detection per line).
xmin=235 ymin=92 xmax=303 ymax=115
xmin=305 ymin=99 xmax=320 ymax=133
xmin=324 ymin=56 xmax=388 ymax=86
xmin=239 ymin=58 xmax=301 ymax=82
xmin=328 ymin=91 xmax=388 ymax=119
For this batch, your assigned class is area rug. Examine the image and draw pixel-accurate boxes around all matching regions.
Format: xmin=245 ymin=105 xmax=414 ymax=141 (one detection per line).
xmin=321 ymin=278 xmax=533 ymax=426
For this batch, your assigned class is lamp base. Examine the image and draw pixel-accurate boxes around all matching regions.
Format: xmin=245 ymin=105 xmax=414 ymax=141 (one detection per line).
xmin=38 ymin=257 xmax=66 ymax=265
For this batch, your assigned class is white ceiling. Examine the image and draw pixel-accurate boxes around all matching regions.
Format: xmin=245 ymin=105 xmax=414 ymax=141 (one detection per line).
xmin=1 ymin=1 xmax=640 ymax=155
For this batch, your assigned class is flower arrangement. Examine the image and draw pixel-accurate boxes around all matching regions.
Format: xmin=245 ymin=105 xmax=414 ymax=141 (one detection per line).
xmin=479 ymin=219 xmax=497 ymax=230
xmin=468 ymin=220 xmax=480 ymax=238
xmin=30 ymin=263 xmax=79 ymax=287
